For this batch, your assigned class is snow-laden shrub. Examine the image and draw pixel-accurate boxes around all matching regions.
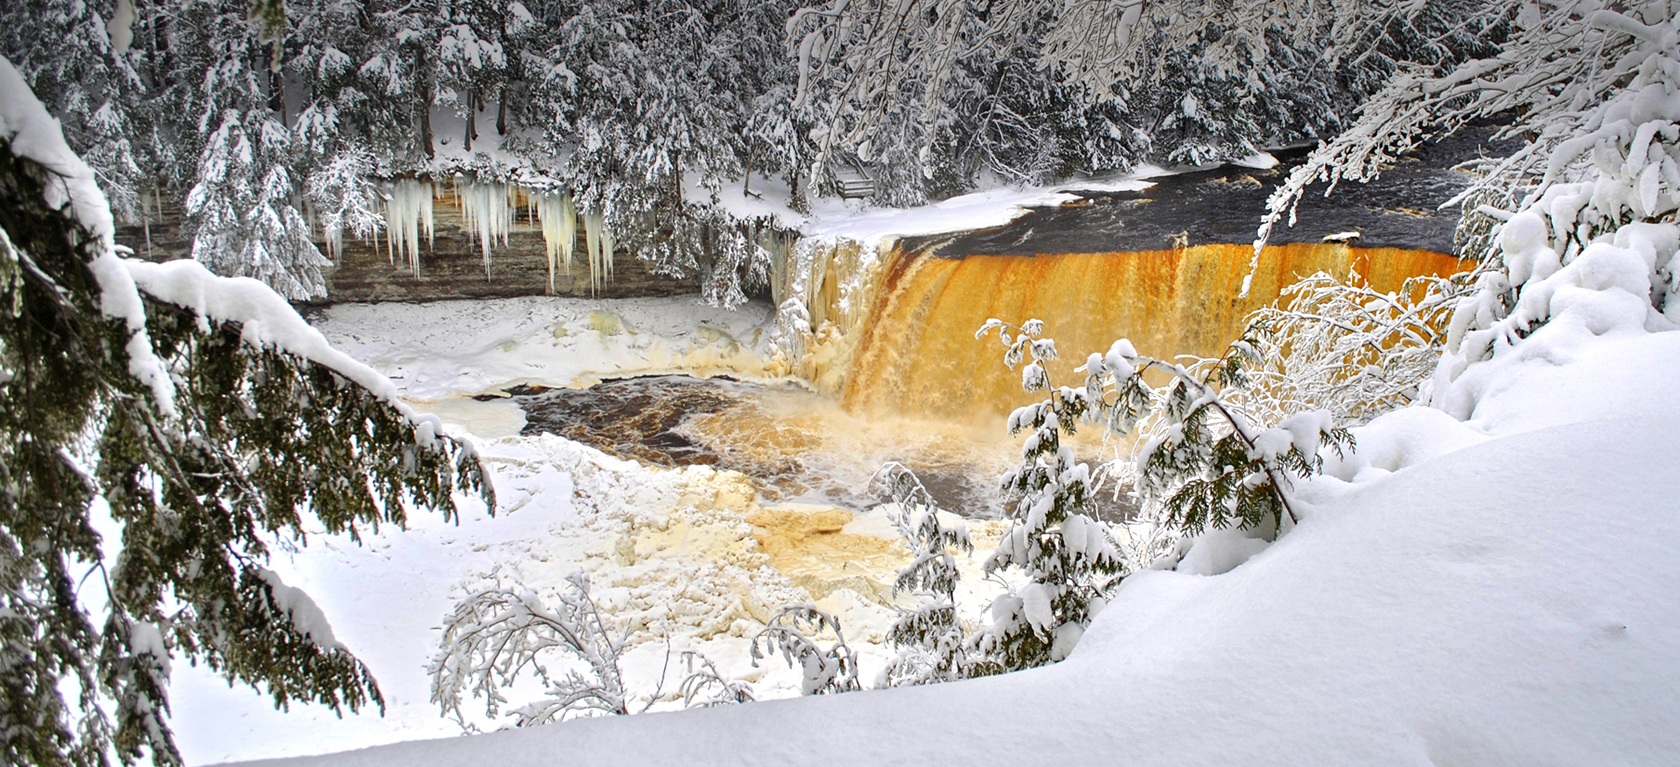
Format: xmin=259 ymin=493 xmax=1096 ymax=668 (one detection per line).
xmin=871 ymin=463 xmax=977 ymax=686
xmin=431 ymin=572 xmax=631 ymax=729
xmin=750 ymin=605 xmax=861 ymax=696
xmin=1235 ymin=268 xmax=1479 ymax=425
xmin=1431 ymin=12 xmax=1680 ymax=414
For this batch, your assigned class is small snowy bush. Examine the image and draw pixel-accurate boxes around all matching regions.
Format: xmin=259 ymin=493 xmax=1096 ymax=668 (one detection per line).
xmin=1237 ymin=269 xmax=1478 ymax=425
xmin=750 ymin=605 xmax=861 ymax=696
xmin=973 ymin=320 xmax=1127 ymax=671
xmin=431 ymin=572 xmax=631 ymax=729
xmin=872 ymin=463 xmax=977 ymax=686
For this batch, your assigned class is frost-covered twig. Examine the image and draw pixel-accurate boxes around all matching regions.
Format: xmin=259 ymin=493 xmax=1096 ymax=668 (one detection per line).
xmin=430 ymin=572 xmax=629 ymax=730
xmin=676 ymin=651 xmax=755 ymax=708
xmin=1253 ymin=3 xmax=1680 ymax=292
xmin=1233 ymin=268 xmax=1478 ymax=424
xmin=750 ymin=605 xmax=860 ymax=696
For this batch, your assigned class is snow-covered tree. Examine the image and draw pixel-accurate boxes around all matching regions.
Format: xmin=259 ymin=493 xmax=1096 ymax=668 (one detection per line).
xmin=788 ymin=0 xmax=1507 ymax=196
xmin=1248 ymin=2 xmax=1680 ymax=414
xmin=431 ymin=572 xmax=631 ymax=729
xmin=1234 ymin=268 xmax=1478 ymax=425
xmin=0 ymin=0 xmax=149 ymax=222
xmin=186 ymin=110 xmax=331 ymax=300
xmin=1061 ymin=325 xmax=1354 ymax=538
xmin=0 ymin=60 xmax=490 ymax=766
xmin=750 ymin=605 xmax=861 ymax=695
xmin=872 ymin=463 xmax=976 ymax=687
xmin=972 ymin=320 xmax=1126 ymax=672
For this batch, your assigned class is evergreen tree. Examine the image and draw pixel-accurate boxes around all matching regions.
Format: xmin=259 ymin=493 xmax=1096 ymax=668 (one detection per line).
xmin=972 ymin=320 xmax=1126 ymax=671
xmin=185 ymin=109 xmax=332 ymax=300
xmin=872 ymin=463 xmax=976 ymax=686
xmin=0 ymin=60 xmax=490 ymax=766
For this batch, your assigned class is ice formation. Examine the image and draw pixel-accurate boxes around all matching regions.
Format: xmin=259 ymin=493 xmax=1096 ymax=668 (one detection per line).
xmin=762 ymin=228 xmax=794 ymax=305
xmin=382 ymin=179 xmax=434 ymax=276
xmin=535 ymin=191 xmax=578 ymax=293
xmin=582 ymin=210 xmax=614 ymax=294
xmin=457 ymin=178 xmax=515 ymax=280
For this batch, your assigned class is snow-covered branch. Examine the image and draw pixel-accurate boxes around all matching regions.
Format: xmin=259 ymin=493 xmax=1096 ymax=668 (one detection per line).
xmin=430 ymin=572 xmax=630 ymax=729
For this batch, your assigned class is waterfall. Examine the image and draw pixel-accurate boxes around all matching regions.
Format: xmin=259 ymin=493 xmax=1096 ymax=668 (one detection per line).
xmin=535 ymin=192 xmax=577 ymax=293
xmin=775 ymin=241 xmax=1468 ymax=423
xmin=457 ymin=178 xmax=515 ymax=281
xmin=382 ymin=178 xmax=434 ymax=276
xmin=764 ymin=237 xmax=892 ymax=395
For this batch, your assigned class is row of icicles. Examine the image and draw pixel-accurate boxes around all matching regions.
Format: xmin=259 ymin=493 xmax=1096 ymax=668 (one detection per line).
xmin=379 ymin=177 xmax=615 ymax=293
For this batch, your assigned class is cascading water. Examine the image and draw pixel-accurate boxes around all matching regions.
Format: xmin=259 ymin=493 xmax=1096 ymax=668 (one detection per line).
xmin=772 ymin=240 xmax=1469 ymax=423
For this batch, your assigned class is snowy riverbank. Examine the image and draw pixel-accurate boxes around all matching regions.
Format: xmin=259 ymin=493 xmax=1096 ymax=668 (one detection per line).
xmin=201 ymin=267 xmax=1680 ymax=766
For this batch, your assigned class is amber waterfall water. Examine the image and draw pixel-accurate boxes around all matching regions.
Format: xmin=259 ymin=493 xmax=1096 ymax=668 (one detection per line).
xmin=837 ymin=243 xmax=1469 ymax=423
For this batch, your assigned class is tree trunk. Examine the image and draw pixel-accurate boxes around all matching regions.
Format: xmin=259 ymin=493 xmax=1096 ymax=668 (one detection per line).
xmin=465 ymin=89 xmax=476 ymax=152
xmin=497 ymin=86 xmax=508 ymax=135
xmin=269 ymin=67 xmax=286 ymax=126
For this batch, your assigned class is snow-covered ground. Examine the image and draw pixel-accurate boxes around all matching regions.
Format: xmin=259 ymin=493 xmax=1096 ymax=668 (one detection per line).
xmin=238 ymin=403 xmax=1680 ymax=767
xmin=203 ymin=241 xmax=1680 ymax=765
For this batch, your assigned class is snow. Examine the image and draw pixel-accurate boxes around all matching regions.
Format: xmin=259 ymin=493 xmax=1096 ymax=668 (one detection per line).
xmin=0 ymin=55 xmax=177 ymax=416
xmin=124 ymin=258 xmax=450 ymax=447
xmin=306 ymin=295 xmax=780 ymax=402
xmin=255 ymin=568 xmax=344 ymax=651
xmin=227 ymin=358 xmax=1680 ymax=766
xmin=107 ymin=0 xmax=137 ymax=56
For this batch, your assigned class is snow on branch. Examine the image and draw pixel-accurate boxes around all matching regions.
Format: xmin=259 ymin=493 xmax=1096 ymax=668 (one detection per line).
xmin=430 ymin=572 xmax=630 ymax=729
xmin=0 ymin=55 xmax=175 ymax=415
xmin=1254 ymin=2 xmax=1680 ymax=293
xmin=750 ymin=605 xmax=860 ymax=696
xmin=123 ymin=258 xmax=455 ymax=449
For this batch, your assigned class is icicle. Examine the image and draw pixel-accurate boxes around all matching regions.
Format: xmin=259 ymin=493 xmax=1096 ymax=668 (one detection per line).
xmin=382 ymin=178 xmax=434 ymax=276
xmin=458 ymin=178 xmax=514 ymax=281
xmin=601 ymin=223 xmax=615 ymax=285
xmin=583 ymin=211 xmax=604 ymax=295
xmin=765 ymin=228 xmax=792 ymax=305
xmin=535 ymin=192 xmax=578 ymax=294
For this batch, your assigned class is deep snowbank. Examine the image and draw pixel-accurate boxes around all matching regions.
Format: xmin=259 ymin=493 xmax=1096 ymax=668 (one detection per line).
xmin=230 ymin=374 xmax=1680 ymax=765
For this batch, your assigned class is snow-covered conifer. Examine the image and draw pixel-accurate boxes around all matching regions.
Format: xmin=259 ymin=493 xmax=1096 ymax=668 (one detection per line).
xmin=972 ymin=319 xmax=1126 ymax=672
xmin=186 ymin=110 xmax=332 ymax=300
xmin=0 ymin=60 xmax=490 ymax=766
xmin=1072 ymin=330 xmax=1354 ymax=537
xmin=872 ymin=463 xmax=976 ymax=686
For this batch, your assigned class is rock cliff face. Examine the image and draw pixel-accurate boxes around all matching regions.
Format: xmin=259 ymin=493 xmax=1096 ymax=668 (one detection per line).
xmin=114 ymin=195 xmax=697 ymax=303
